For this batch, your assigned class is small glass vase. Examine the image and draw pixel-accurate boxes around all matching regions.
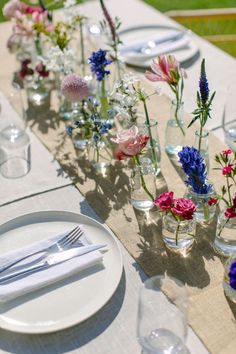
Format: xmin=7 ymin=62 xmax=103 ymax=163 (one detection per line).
xmin=139 ymin=120 xmax=161 ymax=176
xmin=25 ymin=77 xmax=50 ymax=107
xmin=72 ymin=118 xmax=92 ymax=150
xmin=130 ymin=158 xmax=156 ymax=211
xmin=184 ymin=186 xmax=216 ymax=223
xmin=87 ymin=138 xmax=112 ymax=173
xmin=223 ymin=254 xmax=236 ymax=303
xmin=214 ymin=211 xmax=236 ymax=257
xmin=193 ymin=129 xmax=209 ymax=172
xmin=162 ymin=214 xmax=195 ymax=255
xmin=165 ymin=100 xmax=185 ymax=156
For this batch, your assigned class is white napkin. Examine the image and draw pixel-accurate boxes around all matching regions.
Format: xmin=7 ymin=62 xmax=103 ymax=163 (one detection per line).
xmin=120 ymin=32 xmax=190 ymax=65
xmin=0 ymin=226 xmax=103 ymax=303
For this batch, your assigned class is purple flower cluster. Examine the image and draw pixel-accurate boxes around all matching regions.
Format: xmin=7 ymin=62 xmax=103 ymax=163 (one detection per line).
xmin=229 ymin=260 xmax=236 ymax=290
xmin=88 ymin=49 xmax=112 ymax=81
xmin=199 ymin=59 xmax=209 ymax=105
xmin=178 ymin=146 xmax=212 ymax=194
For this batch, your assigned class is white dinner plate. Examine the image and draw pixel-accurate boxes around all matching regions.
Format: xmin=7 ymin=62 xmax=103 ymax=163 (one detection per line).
xmin=119 ymin=24 xmax=199 ymax=68
xmin=0 ymin=211 xmax=123 ymax=334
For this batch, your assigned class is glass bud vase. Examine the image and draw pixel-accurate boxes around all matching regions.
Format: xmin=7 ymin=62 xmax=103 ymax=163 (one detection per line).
xmin=214 ymin=211 xmax=236 ymax=257
xmin=184 ymin=186 xmax=216 ymax=223
xmin=193 ymin=129 xmax=209 ymax=172
xmin=162 ymin=214 xmax=195 ymax=256
xmin=165 ymin=100 xmax=185 ymax=156
xmin=130 ymin=157 xmax=156 ymax=211
xmin=139 ymin=120 xmax=161 ymax=176
xmin=87 ymin=138 xmax=112 ymax=173
xmin=25 ymin=77 xmax=50 ymax=107
xmin=223 ymin=254 xmax=236 ymax=303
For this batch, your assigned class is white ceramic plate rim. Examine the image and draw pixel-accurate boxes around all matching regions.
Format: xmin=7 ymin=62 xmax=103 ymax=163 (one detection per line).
xmin=119 ymin=24 xmax=199 ymax=68
xmin=0 ymin=210 xmax=123 ymax=334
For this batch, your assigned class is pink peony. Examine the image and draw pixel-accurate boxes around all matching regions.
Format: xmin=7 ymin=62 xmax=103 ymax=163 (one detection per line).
xmin=145 ymin=55 xmax=186 ymax=86
xmin=3 ymin=0 xmax=22 ymax=19
xmin=225 ymin=207 xmax=236 ymax=219
xmin=222 ymin=165 xmax=233 ymax=176
xmin=111 ymin=126 xmax=149 ymax=160
xmin=61 ymin=74 xmax=90 ymax=102
xmin=154 ymin=192 xmax=174 ymax=210
xmin=172 ymin=198 xmax=196 ymax=220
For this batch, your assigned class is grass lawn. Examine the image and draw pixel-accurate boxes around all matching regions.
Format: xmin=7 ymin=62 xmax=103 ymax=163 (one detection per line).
xmin=144 ymin=0 xmax=236 ymax=12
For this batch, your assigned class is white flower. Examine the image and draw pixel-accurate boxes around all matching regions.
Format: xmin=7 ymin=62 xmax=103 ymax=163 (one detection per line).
xmin=41 ymin=46 xmax=75 ymax=73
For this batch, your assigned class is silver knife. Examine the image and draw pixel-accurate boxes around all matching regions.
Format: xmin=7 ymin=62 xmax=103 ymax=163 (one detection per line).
xmin=0 ymin=244 xmax=106 ymax=283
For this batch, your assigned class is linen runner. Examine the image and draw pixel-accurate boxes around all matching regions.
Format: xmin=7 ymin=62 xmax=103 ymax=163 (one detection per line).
xmin=26 ymin=84 xmax=236 ymax=354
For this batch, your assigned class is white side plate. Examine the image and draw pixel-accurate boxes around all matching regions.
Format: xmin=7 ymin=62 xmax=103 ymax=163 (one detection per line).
xmin=0 ymin=211 xmax=123 ymax=334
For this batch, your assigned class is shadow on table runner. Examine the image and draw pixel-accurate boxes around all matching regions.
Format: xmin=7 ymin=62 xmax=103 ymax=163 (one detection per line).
xmin=27 ymin=87 xmax=236 ymax=354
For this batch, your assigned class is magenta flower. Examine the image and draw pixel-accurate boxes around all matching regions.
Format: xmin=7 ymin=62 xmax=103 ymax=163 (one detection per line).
xmin=154 ymin=192 xmax=174 ymax=210
xmin=208 ymin=197 xmax=218 ymax=206
xmin=222 ymin=165 xmax=233 ymax=176
xmin=223 ymin=149 xmax=232 ymax=156
xmin=61 ymin=74 xmax=90 ymax=102
xmin=172 ymin=198 xmax=196 ymax=220
xmin=145 ymin=55 xmax=185 ymax=86
xmin=111 ymin=126 xmax=149 ymax=160
xmin=225 ymin=207 xmax=236 ymax=219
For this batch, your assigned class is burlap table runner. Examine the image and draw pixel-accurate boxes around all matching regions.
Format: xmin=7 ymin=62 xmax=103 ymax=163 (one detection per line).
xmin=23 ymin=82 xmax=235 ymax=354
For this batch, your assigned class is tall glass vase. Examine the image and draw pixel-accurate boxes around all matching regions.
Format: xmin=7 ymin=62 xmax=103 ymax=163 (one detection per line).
xmin=139 ymin=120 xmax=161 ymax=176
xmin=193 ymin=129 xmax=209 ymax=172
xmin=214 ymin=211 xmax=236 ymax=257
xmin=130 ymin=158 xmax=156 ymax=211
xmin=165 ymin=100 xmax=185 ymax=156
xmin=223 ymin=254 xmax=236 ymax=303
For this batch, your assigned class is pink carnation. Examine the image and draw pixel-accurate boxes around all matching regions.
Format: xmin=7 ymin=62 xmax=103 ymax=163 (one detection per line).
xmin=154 ymin=192 xmax=174 ymax=210
xmin=172 ymin=198 xmax=196 ymax=220
xmin=111 ymin=126 xmax=149 ymax=160
xmin=222 ymin=165 xmax=233 ymax=176
xmin=61 ymin=74 xmax=90 ymax=102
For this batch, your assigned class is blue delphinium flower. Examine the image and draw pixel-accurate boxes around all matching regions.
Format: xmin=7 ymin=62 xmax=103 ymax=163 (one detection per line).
xmin=229 ymin=260 xmax=236 ymax=290
xmin=88 ymin=49 xmax=112 ymax=81
xmin=178 ymin=146 xmax=213 ymax=194
xmin=66 ymin=126 xmax=73 ymax=136
xmin=199 ymin=59 xmax=209 ymax=105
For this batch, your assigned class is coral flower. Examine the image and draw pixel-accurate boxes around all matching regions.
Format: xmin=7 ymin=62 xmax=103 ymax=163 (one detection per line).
xmin=61 ymin=73 xmax=90 ymax=102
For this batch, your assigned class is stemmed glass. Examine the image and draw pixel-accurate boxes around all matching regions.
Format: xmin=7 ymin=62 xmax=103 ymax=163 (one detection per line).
xmin=137 ymin=274 xmax=188 ymax=354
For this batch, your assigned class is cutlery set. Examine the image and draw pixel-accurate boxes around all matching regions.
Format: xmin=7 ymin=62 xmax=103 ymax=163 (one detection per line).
xmin=0 ymin=226 xmax=107 ymax=284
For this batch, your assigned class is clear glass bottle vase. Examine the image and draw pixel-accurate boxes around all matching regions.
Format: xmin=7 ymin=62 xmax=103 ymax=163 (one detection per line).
xmin=130 ymin=157 xmax=156 ymax=211
xmin=139 ymin=119 xmax=161 ymax=176
xmin=193 ymin=129 xmax=209 ymax=172
xmin=162 ymin=214 xmax=195 ymax=256
xmin=214 ymin=211 xmax=236 ymax=257
xmin=165 ymin=100 xmax=185 ymax=155
xmin=87 ymin=137 xmax=112 ymax=173
xmin=223 ymin=254 xmax=236 ymax=303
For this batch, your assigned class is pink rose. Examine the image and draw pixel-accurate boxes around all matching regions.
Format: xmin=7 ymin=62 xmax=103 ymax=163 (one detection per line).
xmin=172 ymin=198 xmax=196 ymax=220
xmin=3 ymin=0 xmax=22 ymax=19
xmin=111 ymin=126 xmax=149 ymax=160
xmin=154 ymin=192 xmax=174 ymax=210
xmin=225 ymin=207 xmax=236 ymax=219
xmin=145 ymin=55 xmax=186 ymax=86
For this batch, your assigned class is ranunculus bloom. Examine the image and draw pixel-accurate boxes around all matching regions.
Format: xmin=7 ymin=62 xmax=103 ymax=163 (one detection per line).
xmin=229 ymin=261 xmax=236 ymax=290
xmin=111 ymin=126 xmax=149 ymax=160
xmin=224 ymin=207 xmax=236 ymax=219
xmin=61 ymin=73 xmax=90 ymax=102
xmin=208 ymin=197 xmax=218 ymax=206
xmin=153 ymin=192 xmax=174 ymax=210
xmin=222 ymin=165 xmax=233 ymax=176
xmin=145 ymin=55 xmax=186 ymax=86
xmin=172 ymin=198 xmax=196 ymax=220
xmin=3 ymin=0 xmax=22 ymax=19
xmin=223 ymin=149 xmax=232 ymax=156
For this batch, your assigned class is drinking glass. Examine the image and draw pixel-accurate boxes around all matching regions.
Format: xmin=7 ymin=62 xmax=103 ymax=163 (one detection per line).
xmin=137 ymin=274 xmax=188 ymax=354
xmin=223 ymin=83 xmax=236 ymax=151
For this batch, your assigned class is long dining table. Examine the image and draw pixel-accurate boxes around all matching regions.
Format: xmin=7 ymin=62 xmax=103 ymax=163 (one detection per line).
xmin=0 ymin=0 xmax=236 ymax=353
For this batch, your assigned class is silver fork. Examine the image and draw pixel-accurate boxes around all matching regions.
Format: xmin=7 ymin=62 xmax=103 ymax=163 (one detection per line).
xmin=0 ymin=225 xmax=84 ymax=273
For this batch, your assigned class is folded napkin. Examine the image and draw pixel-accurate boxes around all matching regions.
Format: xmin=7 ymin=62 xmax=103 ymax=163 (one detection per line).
xmin=0 ymin=226 xmax=103 ymax=303
xmin=120 ymin=32 xmax=190 ymax=65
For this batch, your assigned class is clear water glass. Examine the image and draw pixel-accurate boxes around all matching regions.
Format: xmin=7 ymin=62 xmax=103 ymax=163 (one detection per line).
xmin=137 ymin=274 xmax=188 ymax=354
